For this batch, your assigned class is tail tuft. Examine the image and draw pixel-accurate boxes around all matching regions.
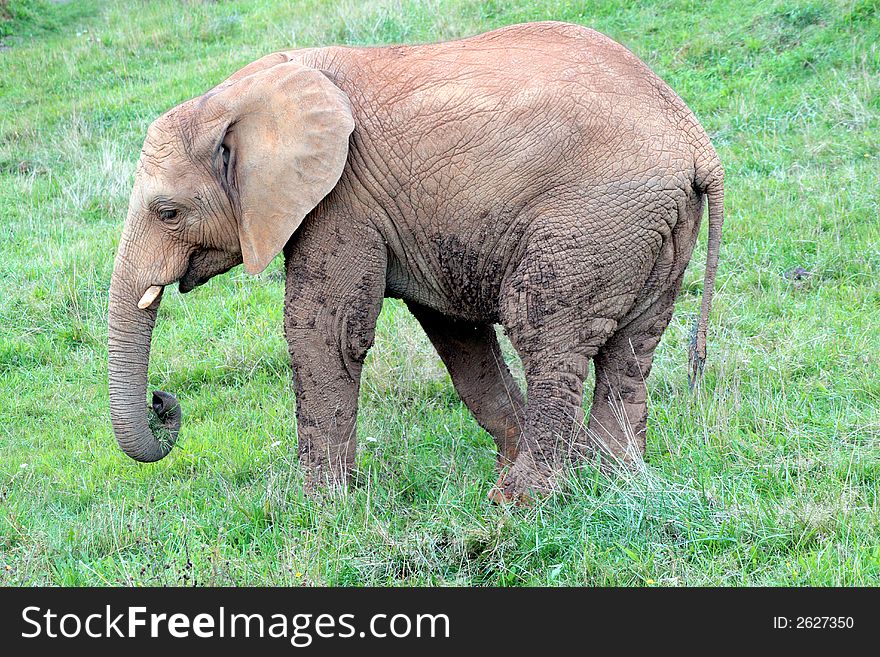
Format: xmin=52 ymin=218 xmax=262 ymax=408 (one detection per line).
xmin=687 ymin=319 xmax=706 ymax=390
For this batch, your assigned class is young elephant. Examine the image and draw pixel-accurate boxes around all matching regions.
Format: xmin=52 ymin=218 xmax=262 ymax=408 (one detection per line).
xmin=108 ymin=22 xmax=724 ymax=502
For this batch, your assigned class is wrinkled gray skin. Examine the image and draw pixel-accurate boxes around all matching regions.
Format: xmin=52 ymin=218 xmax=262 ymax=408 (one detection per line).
xmin=108 ymin=22 xmax=724 ymax=503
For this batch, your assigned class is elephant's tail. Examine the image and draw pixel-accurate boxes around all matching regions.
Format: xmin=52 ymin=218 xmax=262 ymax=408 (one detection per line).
xmin=688 ymin=156 xmax=725 ymax=389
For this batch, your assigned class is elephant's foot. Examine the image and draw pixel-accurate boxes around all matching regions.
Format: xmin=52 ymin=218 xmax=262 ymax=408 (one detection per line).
xmin=300 ymin=452 xmax=353 ymax=494
xmin=302 ymin=469 xmax=351 ymax=496
xmin=488 ymin=453 xmax=554 ymax=506
xmin=487 ymin=476 xmax=533 ymax=506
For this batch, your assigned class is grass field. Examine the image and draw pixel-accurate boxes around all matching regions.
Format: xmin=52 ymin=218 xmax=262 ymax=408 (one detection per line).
xmin=1 ymin=0 xmax=878 ymax=586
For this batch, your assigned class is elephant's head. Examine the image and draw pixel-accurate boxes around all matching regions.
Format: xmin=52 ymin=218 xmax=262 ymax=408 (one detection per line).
xmin=108 ymin=58 xmax=355 ymax=462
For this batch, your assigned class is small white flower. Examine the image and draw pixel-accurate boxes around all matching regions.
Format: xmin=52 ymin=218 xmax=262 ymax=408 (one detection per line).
xmin=270 ymin=441 xmax=281 ymax=448
xmin=365 ymin=437 xmax=378 ymax=443
xmin=19 ymin=464 xmax=27 ymax=469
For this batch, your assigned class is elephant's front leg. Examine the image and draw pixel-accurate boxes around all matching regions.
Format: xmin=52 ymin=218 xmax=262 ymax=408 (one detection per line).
xmin=283 ymin=221 xmax=387 ymax=491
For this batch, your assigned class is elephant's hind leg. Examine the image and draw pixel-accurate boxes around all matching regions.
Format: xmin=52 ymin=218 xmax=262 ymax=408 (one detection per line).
xmin=493 ymin=331 xmax=616 ymax=504
xmin=587 ymin=281 xmax=681 ymax=467
xmin=497 ymin=271 xmax=622 ymax=502
xmin=407 ymin=302 xmax=524 ymax=468
xmin=588 ymin=188 xmax=701 ymax=466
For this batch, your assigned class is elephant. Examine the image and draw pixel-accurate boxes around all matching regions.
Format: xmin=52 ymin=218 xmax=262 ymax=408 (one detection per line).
xmin=108 ymin=21 xmax=724 ymax=503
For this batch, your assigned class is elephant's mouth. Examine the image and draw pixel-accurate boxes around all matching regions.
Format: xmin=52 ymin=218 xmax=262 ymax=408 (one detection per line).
xmin=178 ymin=278 xmax=197 ymax=294
xmin=178 ymin=248 xmax=241 ymax=294
xmin=178 ymin=249 xmax=202 ymax=294
xmin=178 ymin=266 xmax=211 ymax=293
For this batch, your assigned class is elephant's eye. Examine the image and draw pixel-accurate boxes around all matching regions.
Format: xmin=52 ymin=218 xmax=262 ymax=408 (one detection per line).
xmin=158 ymin=208 xmax=179 ymax=222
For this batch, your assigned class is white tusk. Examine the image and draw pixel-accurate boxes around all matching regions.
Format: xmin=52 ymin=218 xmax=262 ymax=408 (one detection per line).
xmin=137 ymin=285 xmax=163 ymax=309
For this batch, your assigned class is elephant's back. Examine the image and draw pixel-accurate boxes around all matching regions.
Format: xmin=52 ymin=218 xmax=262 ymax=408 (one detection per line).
xmin=311 ymin=22 xmax=701 ymax=175
xmin=321 ymin=22 xmax=691 ymax=120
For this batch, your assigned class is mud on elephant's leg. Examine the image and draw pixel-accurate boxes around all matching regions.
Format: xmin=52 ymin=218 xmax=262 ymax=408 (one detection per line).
xmin=587 ymin=288 xmax=678 ymax=468
xmin=490 ymin=356 xmax=594 ymax=504
xmin=283 ymin=221 xmax=387 ymax=492
xmin=407 ymin=302 xmax=524 ymax=469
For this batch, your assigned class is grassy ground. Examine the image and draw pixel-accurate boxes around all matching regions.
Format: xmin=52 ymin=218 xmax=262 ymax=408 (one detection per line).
xmin=1 ymin=0 xmax=878 ymax=586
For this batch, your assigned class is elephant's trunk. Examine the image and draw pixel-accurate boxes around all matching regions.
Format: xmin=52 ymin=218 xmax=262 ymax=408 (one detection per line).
xmin=108 ymin=265 xmax=181 ymax=462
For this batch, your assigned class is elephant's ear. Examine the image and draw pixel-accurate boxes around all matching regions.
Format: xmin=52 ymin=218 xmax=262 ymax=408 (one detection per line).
xmin=204 ymin=60 xmax=354 ymax=274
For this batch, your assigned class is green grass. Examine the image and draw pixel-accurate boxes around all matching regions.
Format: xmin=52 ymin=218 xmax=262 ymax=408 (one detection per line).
xmin=1 ymin=0 xmax=878 ymax=586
